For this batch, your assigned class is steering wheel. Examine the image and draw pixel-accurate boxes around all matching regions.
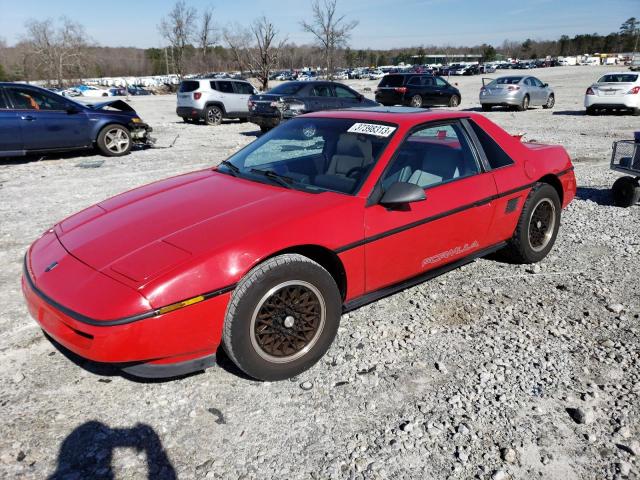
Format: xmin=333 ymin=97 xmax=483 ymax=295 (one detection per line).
xmin=345 ymin=166 xmax=367 ymax=178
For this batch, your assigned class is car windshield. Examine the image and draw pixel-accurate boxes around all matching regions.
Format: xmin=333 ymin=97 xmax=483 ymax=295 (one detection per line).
xmin=597 ymin=74 xmax=638 ymax=83
xmin=218 ymin=117 xmax=397 ymax=195
xmin=488 ymin=77 xmax=523 ymax=86
xmin=267 ymin=83 xmax=304 ymax=95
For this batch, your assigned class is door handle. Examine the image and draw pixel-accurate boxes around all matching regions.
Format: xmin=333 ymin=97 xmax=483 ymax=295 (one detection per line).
xmin=20 ymin=115 xmax=36 ymax=121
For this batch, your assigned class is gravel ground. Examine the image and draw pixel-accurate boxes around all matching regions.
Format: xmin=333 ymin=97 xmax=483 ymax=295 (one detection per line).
xmin=0 ymin=65 xmax=638 ymax=480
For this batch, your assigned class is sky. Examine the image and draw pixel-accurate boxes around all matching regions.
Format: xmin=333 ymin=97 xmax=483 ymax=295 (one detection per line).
xmin=0 ymin=0 xmax=637 ymax=50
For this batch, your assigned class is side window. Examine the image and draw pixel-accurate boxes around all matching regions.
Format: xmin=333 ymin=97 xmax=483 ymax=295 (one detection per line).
xmin=6 ymin=87 xmax=68 ymax=111
xmin=407 ymin=76 xmax=421 ymax=86
xmin=435 ymin=77 xmax=447 ymax=87
xmin=533 ymin=78 xmax=544 ymax=87
xmin=311 ymin=85 xmax=332 ymax=97
xmin=423 ymin=76 xmax=435 ymax=87
xmin=524 ymin=78 xmax=533 ymax=87
xmin=468 ymin=120 xmax=515 ymax=169
xmin=234 ymin=82 xmax=255 ymax=95
xmin=216 ymin=81 xmax=234 ymax=94
xmin=0 ymin=90 xmax=8 ymax=109
xmin=209 ymin=81 xmax=218 ymax=91
xmin=334 ymin=85 xmax=358 ymax=99
xmin=381 ymin=121 xmax=479 ymax=190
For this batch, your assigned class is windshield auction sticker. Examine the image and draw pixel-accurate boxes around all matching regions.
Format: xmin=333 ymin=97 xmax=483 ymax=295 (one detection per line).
xmin=347 ymin=123 xmax=396 ymax=137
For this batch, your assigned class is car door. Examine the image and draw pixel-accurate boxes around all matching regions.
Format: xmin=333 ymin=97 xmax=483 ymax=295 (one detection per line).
xmin=523 ymin=77 xmax=541 ymax=105
xmin=334 ymin=84 xmax=363 ymax=108
xmin=363 ymin=120 xmax=497 ymax=293
xmin=0 ymin=88 xmax=24 ymax=156
xmin=531 ymin=77 xmax=548 ymax=104
xmin=4 ymin=86 xmax=91 ymax=150
xmin=215 ymin=80 xmax=237 ymax=114
xmin=232 ymin=81 xmax=256 ymax=115
xmin=307 ymin=83 xmax=336 ymax=111
xmin=434 ymin=77 xmax=451 ymax=105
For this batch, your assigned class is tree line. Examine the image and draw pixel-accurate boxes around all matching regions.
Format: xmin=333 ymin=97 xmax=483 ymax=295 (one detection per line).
xmin=0 ymin=5 xmax=637 ymax=87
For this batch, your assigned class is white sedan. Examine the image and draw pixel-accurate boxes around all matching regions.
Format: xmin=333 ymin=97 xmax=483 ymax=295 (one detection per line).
xmin=77 ymin=85 xmax=113 ymax=97
xmin=585 ymin=72 xmax=640 ymax=115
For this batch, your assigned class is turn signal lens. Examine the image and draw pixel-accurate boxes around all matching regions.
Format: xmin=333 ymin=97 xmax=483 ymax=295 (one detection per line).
xmin=131 ymin=117 xmax=142 ymax=123
xmin=158 ymin=295 xmax=205 ymax=315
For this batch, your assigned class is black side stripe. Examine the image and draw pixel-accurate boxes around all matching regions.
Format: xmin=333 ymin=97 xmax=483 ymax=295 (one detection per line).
xmin=23 ymin=255 xmax=236 ymax=327
xmin=335 ymin=167 xmax=574 ymax=254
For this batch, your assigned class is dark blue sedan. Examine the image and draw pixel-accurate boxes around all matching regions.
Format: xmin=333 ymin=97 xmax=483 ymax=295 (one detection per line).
xmin=0 ymin=82 xmax=153 ymax=158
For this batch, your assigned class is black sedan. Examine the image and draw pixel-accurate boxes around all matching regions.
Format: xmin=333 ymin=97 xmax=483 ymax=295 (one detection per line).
xmin=247 ymin=81 xmax=378 ymax=132
xmin=374 ymin=73 xmax=461 ymax=108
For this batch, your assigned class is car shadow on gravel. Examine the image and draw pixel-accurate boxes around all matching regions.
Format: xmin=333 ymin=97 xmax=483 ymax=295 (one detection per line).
xmin=552 ymin=110 xmax=586 ymax=116
xmin=575 ymin=186 xmax=613 ymax=206
xmin=48 ymin=421 xmax=176 ymax=479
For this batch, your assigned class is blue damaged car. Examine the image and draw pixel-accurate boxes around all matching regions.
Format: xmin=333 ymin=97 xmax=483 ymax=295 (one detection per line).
xmin=0 ymin=82 xmax=153 ymax=158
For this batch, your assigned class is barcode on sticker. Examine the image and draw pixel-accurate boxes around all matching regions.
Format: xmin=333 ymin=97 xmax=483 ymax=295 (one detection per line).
xmin=347 ymin=123 xmax=396 ymax=137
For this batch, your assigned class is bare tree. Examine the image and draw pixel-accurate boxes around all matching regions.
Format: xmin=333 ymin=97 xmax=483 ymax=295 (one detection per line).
xmin=24 ymin=17 xmax=90 ymax=86
xmin=159 ymin=0 xmax=197 ymax=78
xmin=301 ymin=0 xmax=358 ymax=78
xmin=248 ymin=16 xmax=286 ymax=90
xmin=198 ymin=6 xmax=218 ymax=71
xmin=222 ymin=23 xmax=252 ymax=73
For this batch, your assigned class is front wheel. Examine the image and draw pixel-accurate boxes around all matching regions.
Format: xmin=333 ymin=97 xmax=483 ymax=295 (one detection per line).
xmin=448 ymin=94 xmax=460 ymax=107
xmin=543 ymin=94 xmax=555 ymax=109
xmin=502 ymin=183 xmax=561 ymax=263
xmin=96 ymin=124 xmax=132 ymax=157
xmin=612 ymin=176 xmax=640 ymax=207
xmin=222 ymin=254 xmax=342 ymax=381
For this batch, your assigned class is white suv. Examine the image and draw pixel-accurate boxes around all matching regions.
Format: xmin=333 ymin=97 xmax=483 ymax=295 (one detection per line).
xmin=177 ymin=78 xmax=258 ymax=125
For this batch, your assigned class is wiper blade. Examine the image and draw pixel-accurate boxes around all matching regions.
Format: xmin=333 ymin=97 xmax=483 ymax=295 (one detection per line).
xmin=218 ymin=160 xmax=240 ymax=176
xmin=249 ymin=168 xmax=294 ymax=189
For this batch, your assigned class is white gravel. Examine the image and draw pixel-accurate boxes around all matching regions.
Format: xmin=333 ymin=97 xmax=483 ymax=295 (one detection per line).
xmin=0 ymin=65 xmax=639 ymax=479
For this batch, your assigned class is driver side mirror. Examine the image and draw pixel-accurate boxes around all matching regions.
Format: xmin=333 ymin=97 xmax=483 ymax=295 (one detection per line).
xmin=543 ymin=83 xmax=549 ymax=88
xmin=379 ymin=182 xmax=426 ymax=207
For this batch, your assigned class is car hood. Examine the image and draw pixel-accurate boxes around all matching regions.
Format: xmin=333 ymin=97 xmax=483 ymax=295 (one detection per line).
xmin=54 ymin=170 xmax=348 ymax=286
xmin=87 ymin=99 xmax=137 ymax=114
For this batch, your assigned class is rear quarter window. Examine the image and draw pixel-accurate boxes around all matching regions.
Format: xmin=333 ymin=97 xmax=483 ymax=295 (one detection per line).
xmin=378 ymin=75 xmax=405 ymax=88
xmin=0 ymin=90 xmax=8 ymax=109
xmin=179 ymin=81 xmax=200 ymax=93
xmin=468 ymin=120 xmax=515 ymax=169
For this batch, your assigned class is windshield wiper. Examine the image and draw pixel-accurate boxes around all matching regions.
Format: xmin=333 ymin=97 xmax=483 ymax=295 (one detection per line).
xmin=250 ymin=168 xmax=294 ymax=189
xmin=218 ymin=160 xmax=240 ymax=176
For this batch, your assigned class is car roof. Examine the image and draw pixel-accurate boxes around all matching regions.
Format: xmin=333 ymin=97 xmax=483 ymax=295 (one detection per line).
xmin=304 ymin=106 xmax=475 ymax=125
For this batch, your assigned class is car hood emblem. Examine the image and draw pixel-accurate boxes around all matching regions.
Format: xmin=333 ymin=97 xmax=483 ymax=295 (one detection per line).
xmin=44 ymin=261 xmax=59 ymax=272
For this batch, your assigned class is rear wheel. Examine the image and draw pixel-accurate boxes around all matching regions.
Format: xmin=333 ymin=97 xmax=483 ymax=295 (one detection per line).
xmin=517 ymin=95 xmax=530 ymax=111
xmin=96 ymin=124 xmax=132 ymax=157
xmin=632 ymin=108 xmax=640 ymax=116
xmin=481 ymin=104 xmax=493 ymax=111
xmin=204 ymin=105 xmax=223 ymax=126
xmin=410 ymin=94 xmax=423 ymax=108
xmin=543 ymin=94 xmax=555 ymax=109
xmin=611 ymin=176 xmax=640 ymax=207
xmin=222 ymin=254 xmax=341 ymax=381
xmin=502 ymin=183 xmax=561 ymax=263
xmin=448 ymin=95 xmax=460 ymax=107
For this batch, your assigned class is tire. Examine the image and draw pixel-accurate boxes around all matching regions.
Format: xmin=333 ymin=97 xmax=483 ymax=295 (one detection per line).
xmin=481 ymin=104 xmax=493 ymax=111
xmin=611 ymin=176 xmax=640 ymax=207
xmin=543 ymin=94 xmax=555 ymax=109
xmin=96 ymin=124 xmax=132 ymax=157
xmin=204 ymin=105 xmax=223 ymax=126
xmin=632 ymin=108 xmax=640 ymax=116
xmin=222 ymin=254 xmax=342 ymax=381
xmin=448 ymin=94 xmax=460 ymax=107
xmin=410 ymin=94 xmax=423 ymax=108
xmin=502 ymin=183 xmax=561 ymax=263
xmin=517 ymin=95 xmax=530 ymax=111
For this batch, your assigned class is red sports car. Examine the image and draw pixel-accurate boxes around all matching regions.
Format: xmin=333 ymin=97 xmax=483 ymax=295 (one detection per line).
xmin=22 ymin=108 xmax=576 ymax=380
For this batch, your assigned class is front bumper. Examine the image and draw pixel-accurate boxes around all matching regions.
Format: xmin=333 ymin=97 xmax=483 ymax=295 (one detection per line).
xmin=129 ymin=122 xmax=154 ymax=145
xmin=22 ymin=250 xmax=232 ymax=376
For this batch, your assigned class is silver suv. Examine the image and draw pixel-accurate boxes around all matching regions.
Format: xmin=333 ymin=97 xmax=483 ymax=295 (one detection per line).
xmin=177 ymin=78 xmax=258 ymax=125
